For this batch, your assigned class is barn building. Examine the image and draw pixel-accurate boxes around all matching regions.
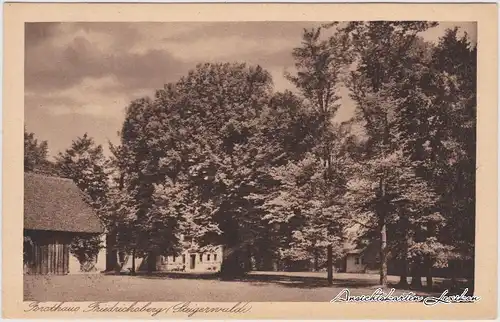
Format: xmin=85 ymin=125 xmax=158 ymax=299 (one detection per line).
xmin=340 ymin=240 xmax=473 ymax=278
xmin=344 ymin=249 xmax=366 ymax=273
xmin=23 ymin=172 xmax=106 ymax=275
xmin=117 ymin=235 xmax=224 ymax=273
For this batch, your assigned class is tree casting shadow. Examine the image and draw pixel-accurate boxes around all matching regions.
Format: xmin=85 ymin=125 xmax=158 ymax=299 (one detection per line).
xmin=130 ymin=271 xmax=401 ymax=290
xmin=126 ymin=271 xmax=473 ymax=295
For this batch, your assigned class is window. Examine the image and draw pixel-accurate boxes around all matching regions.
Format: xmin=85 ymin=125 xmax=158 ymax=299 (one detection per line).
xmin=214 ymin=254 xmax=217 ymax=261
xmin=207 ymin=254 xmax=211 ymax=261
xmin=173 ymin=256 xmax=176 ymax=263
xmin=182 ymin=255 xmax=186 ymax=264
xmin=199 ymin=254 xmax=203 ymax=262
xmin=354 ymin=256 xmax=360 ymax=265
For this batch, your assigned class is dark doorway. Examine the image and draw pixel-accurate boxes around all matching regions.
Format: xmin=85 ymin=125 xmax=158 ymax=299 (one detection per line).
xmin=190 ymin=254 xmax=196 ymax=269
xmin=24 ymin=230 xmax=71 ymax=275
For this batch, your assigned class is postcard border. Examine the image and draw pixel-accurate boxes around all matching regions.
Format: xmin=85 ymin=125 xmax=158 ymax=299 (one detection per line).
xmin=3 ymin=3 xmax=498 ymax=319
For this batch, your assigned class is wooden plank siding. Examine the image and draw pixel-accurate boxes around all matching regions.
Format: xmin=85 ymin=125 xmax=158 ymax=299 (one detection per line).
xmin=24 ymin=230 xmax=76 ymax=275
xmin=26 ymin=237 xmax=67 ymax=275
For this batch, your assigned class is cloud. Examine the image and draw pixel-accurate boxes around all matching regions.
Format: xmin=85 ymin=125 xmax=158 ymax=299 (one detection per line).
xmin=131 ymin=35 xmax=294 ymax=63
xmin=24 ymin=21 xmax=317 ymax=129
xmin=126 ymin=22 xmax=322 ymax=71
xmin=25 ymin=23 xmax=192 ymax=94
xmin=25 ymin=21 xmax=476 ymax=96
xmin=24 ymin=21 xmax=475 ymax=158
xmin=25 ymin=21 xmax=323 ymax=97
xmin=421 ymin=22 xmax=477 ymax=44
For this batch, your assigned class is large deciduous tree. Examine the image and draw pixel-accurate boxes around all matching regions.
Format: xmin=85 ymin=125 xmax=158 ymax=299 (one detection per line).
xmin=395 ymin=27 xmax=477 ymax=287
xmin=24 ymin=128 xmax=58 ymax=175
xmin=118 ymin=63 xmax=275 ymax=277
xmin=55 ymin=134 xmax=110 ymax=270
xmin=339 ymin=21 xmax=441 ymax=287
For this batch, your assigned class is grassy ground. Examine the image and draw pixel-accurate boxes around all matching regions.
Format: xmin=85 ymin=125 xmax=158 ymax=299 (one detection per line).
xmin=24 ymin=271 xmax=459 ymax=302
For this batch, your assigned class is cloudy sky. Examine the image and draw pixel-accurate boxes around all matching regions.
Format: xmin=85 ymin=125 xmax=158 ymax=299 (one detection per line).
xmin=25 ymin=22 xmax=476 ymax=159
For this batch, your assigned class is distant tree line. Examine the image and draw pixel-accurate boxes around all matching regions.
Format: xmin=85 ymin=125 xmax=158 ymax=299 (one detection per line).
xmin=24 ymin=22 xmax=476 ymax=288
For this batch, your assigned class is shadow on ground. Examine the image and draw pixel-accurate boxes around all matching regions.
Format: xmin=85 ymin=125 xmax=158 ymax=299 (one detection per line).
xmin=123 ymin=271 xmax=472 ymax=294
xmin=393 ymin=279 xmax=475 ymax=296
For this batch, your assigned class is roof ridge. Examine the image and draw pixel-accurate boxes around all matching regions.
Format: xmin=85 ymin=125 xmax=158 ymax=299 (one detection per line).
xmin=25 ymin=171 xmax=73 ymax=182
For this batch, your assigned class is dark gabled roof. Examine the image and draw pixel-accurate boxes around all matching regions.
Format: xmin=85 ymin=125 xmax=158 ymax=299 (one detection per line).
xmin=24 ymin=172 xmax=104 ymax=234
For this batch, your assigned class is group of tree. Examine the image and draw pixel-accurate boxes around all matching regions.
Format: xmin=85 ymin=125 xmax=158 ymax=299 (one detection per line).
xmin=24 ymin=21 xmax=476 ymax=287
xmin=339 ymin=22 xmax=476 ymax=288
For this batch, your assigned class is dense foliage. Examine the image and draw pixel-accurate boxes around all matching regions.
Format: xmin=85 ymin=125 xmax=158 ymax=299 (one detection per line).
xmin=24 ymin=22 xmax=476 ymax=287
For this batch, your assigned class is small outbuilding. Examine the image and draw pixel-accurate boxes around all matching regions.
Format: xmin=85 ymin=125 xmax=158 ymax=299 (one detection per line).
xmin=23 ymin=172 xmax=105 ymax=275
xmin=345 ymin=249 xmax=366 ymax=273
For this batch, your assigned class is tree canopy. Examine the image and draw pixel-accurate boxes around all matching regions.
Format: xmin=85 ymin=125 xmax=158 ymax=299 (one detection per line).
xmin=24 ymin=22 xmax=476 ymax=286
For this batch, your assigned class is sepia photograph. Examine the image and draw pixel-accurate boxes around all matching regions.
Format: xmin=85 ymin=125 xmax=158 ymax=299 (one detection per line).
xmin=23 ymin=20 xmax=478 ymax=302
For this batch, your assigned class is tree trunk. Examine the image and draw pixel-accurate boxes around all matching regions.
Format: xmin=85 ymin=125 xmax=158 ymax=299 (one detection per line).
xmin=410 ymin=260 xmax=422 ymax=289
xmin=380 ymin=222 xmax=388 ymax=286
xmin=262 ymin=250 xmax=274 ymax=271
xmin=424 ymin=221 xmax=436 ymax=291
xmin=107 ymin=172 xmax=124 ymax=273
xmin=273 ymin=258 xmax=280 ymax=271
xmin=398 ymin=221 xmax=410 ymax=289
xmin=105 ymin=231 xmax=118 ymax=272
xmin=327 ymin=244 xmax=333 ymax=285
xmin=425 ymin=257 xmax=433 ymax=290
xmin=220 ymin=246 xmax=245 ymax=280
xmin=469 ymin=248 xmax=475 ymax=294
xmin=147 ymin=251 xmax=156 ymax=274
xmin=245 ymin=244 xmax=253 ymax=272
xmin=220 ymin=218 xmax=244 ymax=278
xmin=314 ymin=249 xmax=319 ymax=272
xmin=378 ymin=176 xmax=388 ymax=287
xmin=426 ymin=273 xmax=433 ymax=290
xmin=398 ymin=259 xmax=409 ymax=289
xmin=449 ymin=261 xmax=457 ymax=290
